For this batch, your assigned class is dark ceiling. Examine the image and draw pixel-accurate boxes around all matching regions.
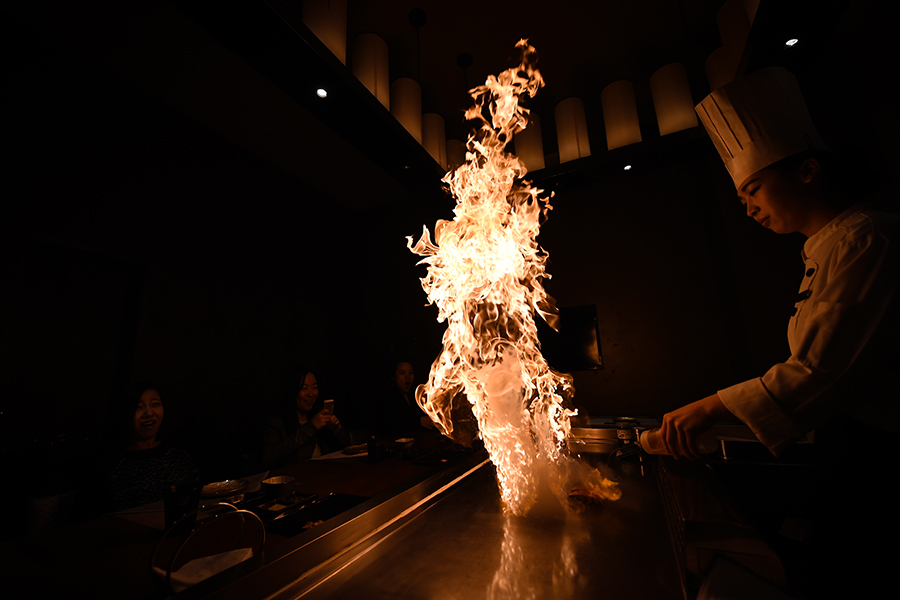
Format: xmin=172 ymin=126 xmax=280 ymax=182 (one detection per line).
xmin=344 ymin=0 xmax=729 ymax=143
xmin=177 ymin=0 xmax=881 ymax=207
xmin=20 ymin=1 xmax=890 ymax=209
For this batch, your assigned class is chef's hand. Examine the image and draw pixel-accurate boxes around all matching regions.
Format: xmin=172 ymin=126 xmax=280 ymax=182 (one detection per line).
xmin=660 ymin=393 xmax=732 ymax=460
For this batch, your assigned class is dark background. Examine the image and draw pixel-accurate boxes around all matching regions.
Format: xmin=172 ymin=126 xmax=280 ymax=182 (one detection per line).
xmin=2 ymin=1 xmax=896 ymax=536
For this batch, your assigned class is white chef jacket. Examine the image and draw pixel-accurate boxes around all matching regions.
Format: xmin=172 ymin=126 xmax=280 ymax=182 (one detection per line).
xmin=718 ymin=205 xmax=900 ymax=456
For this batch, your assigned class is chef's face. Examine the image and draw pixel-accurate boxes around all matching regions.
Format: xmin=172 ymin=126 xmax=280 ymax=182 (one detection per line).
xmin=394 ymin=362 xmax=415 ymax=393
xmin=133 ymin=389 xmax=164 ymax=443
xmin=737 ymin=159 xmax=816 ymax=235
xmin=296 ymin=372 xmax=319 ymax=413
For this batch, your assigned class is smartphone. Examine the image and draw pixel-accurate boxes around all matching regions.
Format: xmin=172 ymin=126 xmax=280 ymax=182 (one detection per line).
xmin=323 ymin=399 xmax=334 ymax=413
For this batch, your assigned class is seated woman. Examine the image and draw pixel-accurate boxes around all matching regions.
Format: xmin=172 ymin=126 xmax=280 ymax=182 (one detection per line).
xmin=375 ymin=360 xmax=436 ymax=438
xmin=262 ymin=368 xmax=350 ymax=468
xmin=105 ymin=383 xmax=200 ymax=511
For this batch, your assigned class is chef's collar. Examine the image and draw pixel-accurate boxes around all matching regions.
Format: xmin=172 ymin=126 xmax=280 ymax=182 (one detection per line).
xmin=802 ymin=204 xmax=870 ymax=259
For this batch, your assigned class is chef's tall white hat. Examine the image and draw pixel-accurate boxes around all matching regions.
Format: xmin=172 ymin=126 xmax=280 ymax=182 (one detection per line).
xmin=695 ymin=66 xmax=826 ymax=189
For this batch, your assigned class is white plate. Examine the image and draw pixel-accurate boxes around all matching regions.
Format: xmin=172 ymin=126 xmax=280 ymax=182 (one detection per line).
xmin=201 ymin=479 xmax=248 ymax=497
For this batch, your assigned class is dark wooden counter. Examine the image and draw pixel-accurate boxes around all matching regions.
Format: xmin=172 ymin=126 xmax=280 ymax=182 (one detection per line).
xmin=2 ymin=512 xmax=163 ymax=600
xmin=270 ymin=453 xmax=439 ymax=498
xmin=2 ymin=442 xmax=794 ymax=600
xmin=260 ymin=449 xmax=460 ymax=552
xmin=187 ymin=450 xmax=792 ymax=600
xmin=1 ymin=446 xmax=466 ymax=600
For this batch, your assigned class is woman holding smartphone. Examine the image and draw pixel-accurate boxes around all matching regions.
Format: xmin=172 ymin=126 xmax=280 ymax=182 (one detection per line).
xmin=262 ymin=368 xmax=350 ymax=467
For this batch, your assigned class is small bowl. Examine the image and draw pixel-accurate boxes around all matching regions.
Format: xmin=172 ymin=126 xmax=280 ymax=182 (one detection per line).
xmin=262 ymin=475 xmax=296 ymax=495
xmin=395 ymin=437 xmax=416 ymax=456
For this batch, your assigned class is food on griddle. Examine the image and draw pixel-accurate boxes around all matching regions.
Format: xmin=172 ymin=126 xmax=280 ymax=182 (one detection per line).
xmin=342 ymin=444 xmax=368 ymax=455
xmin=567 ymin=485 xmax=607 ymax=512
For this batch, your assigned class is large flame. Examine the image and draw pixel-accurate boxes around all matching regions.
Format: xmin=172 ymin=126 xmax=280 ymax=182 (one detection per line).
xmin=408 ymin=40 xmax=620 ymax=515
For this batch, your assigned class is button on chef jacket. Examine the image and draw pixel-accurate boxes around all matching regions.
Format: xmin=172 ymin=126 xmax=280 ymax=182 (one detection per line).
xmin=718 ymin=204 xmax=900 ymax=456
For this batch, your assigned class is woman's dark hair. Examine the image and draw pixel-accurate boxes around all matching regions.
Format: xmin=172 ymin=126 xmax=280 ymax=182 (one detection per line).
xmin=390 ymin=358 xmax=411 ymax=372
xmin=385 ymin=350 xmax=417 ymax=378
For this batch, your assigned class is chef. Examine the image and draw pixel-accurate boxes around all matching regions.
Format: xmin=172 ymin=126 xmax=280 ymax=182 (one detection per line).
xmin=660 ymin=66 xmax=899 ymax=459
xmin=660 ymin=66 xmax=899 ymax=595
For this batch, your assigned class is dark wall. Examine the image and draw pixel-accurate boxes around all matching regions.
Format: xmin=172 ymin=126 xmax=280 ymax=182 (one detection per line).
xmin=3 ymin=1 xmax=896 ymax=499
xmin=2 ymin=27 xmax=375 ymax=480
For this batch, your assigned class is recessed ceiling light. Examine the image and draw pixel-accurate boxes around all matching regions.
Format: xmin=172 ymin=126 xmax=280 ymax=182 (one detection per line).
xmin=316 ymin=88 xmax=328 ymax=98
xmin=785 ymin=38 xmax=799 ymax=48
xmin=623 ymin=164 xmax=632 ymax=171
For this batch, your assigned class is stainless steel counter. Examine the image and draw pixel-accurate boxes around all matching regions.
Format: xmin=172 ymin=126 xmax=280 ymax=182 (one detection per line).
xmin=194 ymin=449 xmax=687 ymax=600
xmin=294 ymin=458 xmax=685 ymax=600
xmin=186 ymin=440 xmax=792 ymax=600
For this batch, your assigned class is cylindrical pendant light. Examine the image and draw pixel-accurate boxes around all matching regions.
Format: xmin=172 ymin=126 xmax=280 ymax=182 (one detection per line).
xmin=514 ymin=113 xmax=545 ymax=172
xmin=391 ymin=78 xmax=422 ymax=143
xmin=742 ymin=0 xmax=760 ymax=25
xmin=718 ymin=0 xmax=751 ymax=59
xmin=705 ymin=47 xmax=733 ymax=91
xmin=650 ymin=63 xmax=698 ymax=136
xmin=600 ymin=80 xmax=642 ymax=150
xmin=302 ymin=0 xmax=348 ymax=65
xmin=351 ymin=33 xmax=390 ymax=109
xmin=712 ymin=0 xmax=751 ymax=85
xmin=555 ymin=98 xmax=591 ymax=163
xmin=423 ymin=113 xmax=447 ymax=168
xmin=446 ymin=139 xmax=466 ymax=171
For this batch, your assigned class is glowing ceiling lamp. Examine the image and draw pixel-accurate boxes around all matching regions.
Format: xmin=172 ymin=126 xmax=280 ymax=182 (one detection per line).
xmin=555 ymin=98 xmax=590 ymax=163
xmin=423 ymin=113 xmax=447 ymax=168
xmin=601 ymin=80 xmax=642 ymax=150
xmin=743 ymin=0 xmax=760 ymax=25
xmin=650 ymin=63 xmax=698 ymax=136
xmin=705 ymin=46 xmax=733 ymax=91
xmin=718 ymin=0 xmax=751 ymax=65
xmin=391 ymin=78 xmax=422 ymax=143
xmin=351 ymin=33 xmax=390 ymax=109
xmin=302 ymin=0 xmax=348 ymax=65
xmin=514 ymin=112 xmax=545 ymax=172
xmin=706 ymin=0 xmax=753 ymax=89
